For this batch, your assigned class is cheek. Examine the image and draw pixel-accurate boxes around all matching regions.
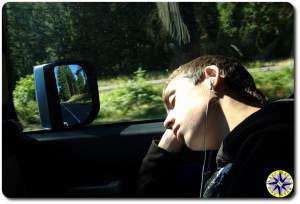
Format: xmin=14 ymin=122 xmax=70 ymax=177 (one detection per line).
xmin=175 ymin=94 xmax=206 ymax=130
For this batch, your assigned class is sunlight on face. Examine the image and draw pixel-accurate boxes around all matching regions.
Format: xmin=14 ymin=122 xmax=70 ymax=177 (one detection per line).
xmin=163 ymin=76 xmax=212 ymax=150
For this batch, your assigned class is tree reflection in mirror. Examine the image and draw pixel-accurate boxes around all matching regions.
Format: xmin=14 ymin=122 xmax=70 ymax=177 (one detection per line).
xmin=54 ymin=64 xmax=92 ymax=126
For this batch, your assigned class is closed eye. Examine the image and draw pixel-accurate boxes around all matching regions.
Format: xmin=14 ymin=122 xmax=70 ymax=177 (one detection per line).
xmin=164 ymin=89 xmax=176 ymax=111
xmin=170 ymin=95 xmax=176 ymax=108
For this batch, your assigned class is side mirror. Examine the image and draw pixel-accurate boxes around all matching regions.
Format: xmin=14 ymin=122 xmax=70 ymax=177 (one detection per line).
xmin=33 ymin=61 xmax=99 ymax=129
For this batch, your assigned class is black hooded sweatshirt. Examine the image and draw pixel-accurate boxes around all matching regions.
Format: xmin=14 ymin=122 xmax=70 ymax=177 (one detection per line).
xmin=136 ymin=99 xmax=294 ymax=198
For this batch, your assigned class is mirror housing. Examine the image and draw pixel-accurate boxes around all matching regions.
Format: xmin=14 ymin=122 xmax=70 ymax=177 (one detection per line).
xmin=33 ymin=61 xmax=99 ymax=129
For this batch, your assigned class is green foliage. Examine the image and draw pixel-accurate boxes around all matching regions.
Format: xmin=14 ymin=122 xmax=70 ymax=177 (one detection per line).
xmin=76 ymin=74 xmax=86 ymax=94
xmin=13 ymin=75 xmax=36 ymax=105
xmin=250 ymin=67 xmax=294 ymax=101
xmin=56 ymin=66 xmax=79 ymax=101
xmin=97 ymin=68 xmax=165 ymax=122
xmin=245 ymin=58 xmax=294 ymax=69
xmin=217 ymin=2 xmax=293 ymax=59
xmin=56 ymin=67 xmax=72 ymax=100
xmin=4 ymin=2 xmax=294 ymax=88
xmin=13 ymin=75 xmax=40 ymax=130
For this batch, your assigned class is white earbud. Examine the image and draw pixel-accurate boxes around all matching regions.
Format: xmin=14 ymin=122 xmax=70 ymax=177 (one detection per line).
xmin=210 ymin=80 xmax=214 ymax=90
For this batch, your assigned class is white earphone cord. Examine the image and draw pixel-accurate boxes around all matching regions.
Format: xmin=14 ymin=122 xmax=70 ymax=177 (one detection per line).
xmin=199 ymin=87 xmax=212 ymax=198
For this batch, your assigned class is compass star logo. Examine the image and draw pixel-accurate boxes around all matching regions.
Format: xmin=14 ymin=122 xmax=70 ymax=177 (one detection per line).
xmin=266 ymin=170 xmax=293 ymax=198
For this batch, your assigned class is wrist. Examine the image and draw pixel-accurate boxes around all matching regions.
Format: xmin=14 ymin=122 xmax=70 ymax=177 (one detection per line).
xmin=158 ymin=141 xmax=182 ymax=153
xmin=158 ymin=130 xmax=184 ymax=153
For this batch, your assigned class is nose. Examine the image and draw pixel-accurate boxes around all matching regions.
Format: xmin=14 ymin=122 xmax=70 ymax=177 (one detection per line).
xmin=164 ymin=111 xmax=175 ymax=129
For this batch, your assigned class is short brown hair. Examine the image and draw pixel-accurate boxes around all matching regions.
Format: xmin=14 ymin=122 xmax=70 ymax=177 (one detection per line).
xmin=164 ymin=55 xmax=267 ymax=106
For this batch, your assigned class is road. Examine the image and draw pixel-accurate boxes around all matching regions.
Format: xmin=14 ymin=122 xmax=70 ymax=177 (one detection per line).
xmin=60 ymin=102 xmax=92 ymax=126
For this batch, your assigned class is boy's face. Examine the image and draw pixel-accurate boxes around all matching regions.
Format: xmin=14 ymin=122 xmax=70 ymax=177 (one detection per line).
xmin=163 ymin=75 xmax=219 ymax=150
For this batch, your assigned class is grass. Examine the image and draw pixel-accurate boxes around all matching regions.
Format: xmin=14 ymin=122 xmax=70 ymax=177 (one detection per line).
xmin=250 ymin=66 xmax=294 ymax=101
xmin=96 ymin=72 xmax=166 ymax=123
xmin=244 ymin=58 xmax=294 ymax=69
xmin=98 ymin=70 xmax=170 ymax=88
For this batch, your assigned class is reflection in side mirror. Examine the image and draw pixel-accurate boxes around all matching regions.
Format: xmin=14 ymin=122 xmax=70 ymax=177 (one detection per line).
xmin=34 ymin=61 xmax=99 ymax=130
xmin=54 ymin=64 xmax=92 ymax=126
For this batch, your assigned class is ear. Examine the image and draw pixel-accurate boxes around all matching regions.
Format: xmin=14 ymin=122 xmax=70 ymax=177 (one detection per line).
xmin=203 ymin=65 xmax=222 ymax=90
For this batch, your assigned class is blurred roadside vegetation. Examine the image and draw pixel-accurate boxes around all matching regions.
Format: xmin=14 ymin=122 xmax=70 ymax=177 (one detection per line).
xmin=96 ymin=60 xmax=294 ymax=123
xmin=13 ymin=59 xmax=294 ymax=131
xmin=249 ymin=65 xmax=294 ymax=101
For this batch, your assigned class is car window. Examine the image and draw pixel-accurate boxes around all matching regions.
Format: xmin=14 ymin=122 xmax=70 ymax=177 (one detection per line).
xmin=3 ymin=2 xmax=294 ymax=132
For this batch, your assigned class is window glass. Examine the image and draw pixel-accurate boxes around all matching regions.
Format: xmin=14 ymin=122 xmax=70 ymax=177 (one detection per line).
xmin=4 ymin=2 xmax=294 ymax=132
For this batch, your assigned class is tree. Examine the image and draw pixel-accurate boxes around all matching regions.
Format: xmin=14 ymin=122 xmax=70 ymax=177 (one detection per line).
xmin=4 ymin=2 xmax=294 ymax=89
xmin=56 ymin=66 xmax=78 ymax=101
xmin=76 ymin=73 xmax=86 ymax=94
xmin=217 ymin=2 xmax=294 ymax=60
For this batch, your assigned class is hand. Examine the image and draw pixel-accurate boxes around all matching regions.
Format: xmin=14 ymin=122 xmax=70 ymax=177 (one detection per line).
xmin=158 ymin=129 xmax=185 ymax=152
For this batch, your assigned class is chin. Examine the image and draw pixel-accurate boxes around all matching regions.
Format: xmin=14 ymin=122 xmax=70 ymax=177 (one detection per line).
xmin=184 ymin=133 xmax=212 ymax=151
xmin=183 ymin=134 xmax=199 ymax=151
xmin=186 ymin=143 xmax=201 ymax=151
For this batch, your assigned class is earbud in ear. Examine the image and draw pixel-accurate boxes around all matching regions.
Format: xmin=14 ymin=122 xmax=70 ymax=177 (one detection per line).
xmin=210 ymin=80 xmax=214 ymax=90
